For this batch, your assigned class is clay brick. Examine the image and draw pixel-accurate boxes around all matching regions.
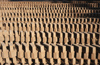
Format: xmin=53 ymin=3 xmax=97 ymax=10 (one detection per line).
xmin=3 ymin=30 xmax=9 ymax=46
xmin=81 ymin=45 xmax=89 ymax=59
xmin=66 ymin=24 xmax=70 ymax=32
xmin=0 ymin=30 xmax=4 ymax=43
xmin=9 ymin=30 xmax=14 ymax=42
xmin=36 ymin=43 xmax=45 ymax=59
xmin=15 ymin=43 xmax=24 ymax=58
xmin=80 ymin=33 xmax=85 ymax=45
xmin=29 ymin=43 xmax=38 ymax=59
xmin=35 ymin=23 xmax=39 ymax=31
xmin=51 ymin=44 xmax=59 ymax=59
xmin=73 ymin=44 xmax=82 ymax=59
xmin=86 ymin=45 xmax=96 ymax=60
xmin=25 ymin=31 xmax=30 ymax=44
xmin=9 ymin=22 xmax=13 ymax=30
xmin=52 ymin=32 xmax=57 ymax=44
xmin=74 ymin=32 xmax=80 ymax=44
xmin=79 ymin=24 xmax=84 ymax=32
xmin=26 ymin=23 xmax=30 ymax=31
xmin=63 ymin=32 xmax=68 ymax=44
xmin=46 ymin=32 xmax=52 ymax=44
xmin=94 ymin=24 xmax=98 ymax=32
xmin=57 ymin=24 xmax=61 ymax=32
xmin=5 ymin=23 xmax=9 ymax=31
xmin=30 ymin=31 xmax=35 ymax=43
xmin=61 ymin=23 xmax=66 ymax=32
xmin=57 ymin=44 xmax=67 ymax=59
xmin=49 ymin=23 xmax=53 ymax=32
xmin=1 ymin=43 xmax=9 ymax=58
xmin=8 ymin=43 xmax=16 ymax=58
xmin=22 ymin=43 xmax=30 ymax=59
xmin=70 ymin=33 xmax=75 ymax=44
xmin=22 ymin=23 xmax=26 ymax=31
xmin=15 ymin=31 xmax=20 ymax=42
xmin=31 ymin=22 xmax=35 ymax=31
xmin=40 ymin=31 xmax=47 ymax=43
xmin=64 ymin=44 xmax=74 ymax=59
xmin=56 ymin=32 xmax=63 ymax=44
xmin=0 ymin=22 xmax=3 ymax=30
xmin=18 ymin=23 xmax=22 ymax=33
xmin=13 ymin=22 xmax=18 ymax=31
xmin=39 ymin=23 xmax=44 ymax=31
xmin=53 ymin=23 xmax=57 ymax=32
xmin=35 ymin=31 xmax=41 ymax=43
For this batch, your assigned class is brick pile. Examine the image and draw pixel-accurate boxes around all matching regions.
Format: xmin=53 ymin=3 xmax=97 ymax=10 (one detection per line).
xmin=0 ymin=1 xmax=100 ymax=65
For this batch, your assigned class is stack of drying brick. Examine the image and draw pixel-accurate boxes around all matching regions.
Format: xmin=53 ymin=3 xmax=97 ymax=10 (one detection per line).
xmin=0 ymin=1 xmax=100 ymax=65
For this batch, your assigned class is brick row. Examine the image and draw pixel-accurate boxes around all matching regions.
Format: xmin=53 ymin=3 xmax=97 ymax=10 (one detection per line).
xmin=0 ymin=42 xmax=100 ymax=64
xmin=0 ymin=30 xmax=99 ymax=45
xmin=0 ymin=22 xmax=99 ymax=33
xmin=1 ymin=13 xmax=100 ymax=18
xmin=0 ymin=2 xmax=99 ymax=8
xmin=1 ymin=17 xmax=100 ymax=23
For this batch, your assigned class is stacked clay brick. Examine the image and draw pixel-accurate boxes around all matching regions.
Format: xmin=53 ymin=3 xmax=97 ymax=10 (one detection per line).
xmin=0 ymin=1 xmax=100 ymax=65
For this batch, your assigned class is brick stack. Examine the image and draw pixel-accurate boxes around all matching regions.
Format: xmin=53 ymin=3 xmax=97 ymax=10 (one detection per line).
xmin=0 ymin=1 xmax=100 ymax=65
